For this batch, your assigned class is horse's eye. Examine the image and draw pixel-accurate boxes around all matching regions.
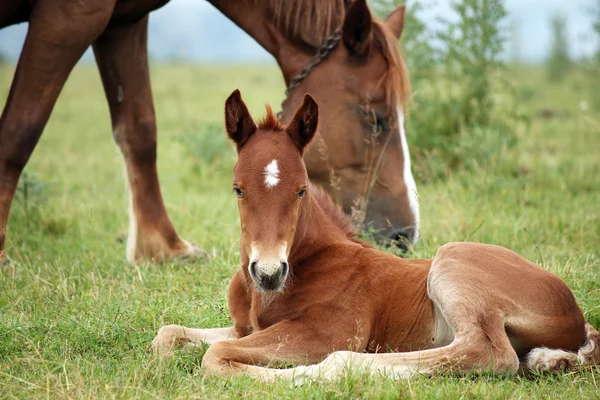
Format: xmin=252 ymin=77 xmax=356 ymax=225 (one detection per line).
xmin=234 ymin=187 xmax=244 ymax=198
xmin=297 ymin=189 xmax=307 ymax=199
xmin=375 ymin=114 xmax=386 ymax=132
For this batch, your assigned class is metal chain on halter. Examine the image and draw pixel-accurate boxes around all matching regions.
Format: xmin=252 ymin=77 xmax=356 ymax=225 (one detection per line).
xmin=277 ymin=27 xmax=343 ymax=118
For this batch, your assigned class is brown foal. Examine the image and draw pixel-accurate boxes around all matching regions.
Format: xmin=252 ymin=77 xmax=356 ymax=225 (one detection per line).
xmin=152 ymin=91 xmax=599 ymax=382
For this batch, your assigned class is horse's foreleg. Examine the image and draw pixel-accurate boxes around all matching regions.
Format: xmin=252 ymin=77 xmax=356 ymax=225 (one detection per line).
xmin=92 ymin=17 xmax=205 ymax=264
xmin=152 ymin=325 xmax=237 ymax=356
xmin=0 ymin=1 xmax=115 ymax=265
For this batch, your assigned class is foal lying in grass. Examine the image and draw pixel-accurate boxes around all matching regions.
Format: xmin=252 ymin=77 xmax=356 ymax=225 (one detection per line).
xmin=152 ymin=90 xmax=600 ymax=381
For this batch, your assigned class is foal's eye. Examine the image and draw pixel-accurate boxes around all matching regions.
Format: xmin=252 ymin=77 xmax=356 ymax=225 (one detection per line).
xmin=297 ymin=189 xmax=307 ymax=199
xmin=234 ymin=187 xmax=244 ymax=198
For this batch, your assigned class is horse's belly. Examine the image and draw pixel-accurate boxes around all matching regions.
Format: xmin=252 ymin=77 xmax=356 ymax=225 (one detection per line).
xmin=0 ymin=0 xmax=29 ymax=29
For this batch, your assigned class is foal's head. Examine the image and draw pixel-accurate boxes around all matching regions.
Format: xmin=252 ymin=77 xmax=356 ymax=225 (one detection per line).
xmin=225 ymin=90 xmax=318 ymax=292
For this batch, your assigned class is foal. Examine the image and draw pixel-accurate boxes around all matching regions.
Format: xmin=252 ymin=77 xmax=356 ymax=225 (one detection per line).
xmin=152 ymin=91 xmax=599 ymax=381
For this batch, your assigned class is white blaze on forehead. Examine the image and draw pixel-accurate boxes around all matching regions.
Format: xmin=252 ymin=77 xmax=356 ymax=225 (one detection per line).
xmin=264 ymin=159 xmax=280 ymax=188
xmin=397 ymin=108 xmax=420 ymax=243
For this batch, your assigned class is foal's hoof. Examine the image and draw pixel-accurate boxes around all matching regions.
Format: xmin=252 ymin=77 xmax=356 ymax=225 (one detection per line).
xmin=152 ymin=324 xmax=188 ymax=357
xmin=176 ymin=241 xmax=208 ymax=263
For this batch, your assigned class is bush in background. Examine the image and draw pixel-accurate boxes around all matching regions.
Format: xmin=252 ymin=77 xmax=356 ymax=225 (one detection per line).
xmin=177 ymin=123 xmax=235 ymax=177
xmin=594 ymin=0 xmax=600 ymax=63
xmin=588 ymin=0 xmax=600 ymax=110
xmin=546 ymin=13 xmax=572 ymax=81
xmin=372 ymin=0 xmax=526 ymax=182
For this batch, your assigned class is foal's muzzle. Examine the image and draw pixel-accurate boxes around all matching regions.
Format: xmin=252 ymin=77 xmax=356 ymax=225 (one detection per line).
xmin=249 ymin=260 xmax=289 ymax=292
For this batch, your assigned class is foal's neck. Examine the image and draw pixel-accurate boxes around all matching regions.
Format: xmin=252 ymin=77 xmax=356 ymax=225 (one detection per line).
xmin=288 ymin=189 xmax=356 ymax=265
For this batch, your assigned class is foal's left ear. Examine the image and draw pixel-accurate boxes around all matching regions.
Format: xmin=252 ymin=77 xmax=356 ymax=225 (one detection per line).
xmin=286 ymin=94 xmax=319 ymax=153
xmin=385 ymin=4 xmax=406 ymax=40
xmin=224 ymin=89 xmax=257 ymax=151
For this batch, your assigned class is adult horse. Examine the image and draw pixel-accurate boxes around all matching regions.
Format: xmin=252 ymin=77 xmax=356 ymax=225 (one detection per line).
xmin=0 ymin=0 xmax=418 ymax=265
xmin=152 ymin=91 xmax=600 ymax=380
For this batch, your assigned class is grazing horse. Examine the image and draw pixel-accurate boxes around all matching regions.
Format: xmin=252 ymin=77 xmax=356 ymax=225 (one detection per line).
xmin=0 ymin=0 xmax=417 ymax=266
xmin=152 ymin=91 xmax=600 ymax=381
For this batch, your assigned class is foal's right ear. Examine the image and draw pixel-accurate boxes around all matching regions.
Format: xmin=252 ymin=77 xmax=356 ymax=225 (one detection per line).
xmin=286 ymin=94 xmax=319 ymax=153
xmin=225 ymin=89 xmax=257 ymax=151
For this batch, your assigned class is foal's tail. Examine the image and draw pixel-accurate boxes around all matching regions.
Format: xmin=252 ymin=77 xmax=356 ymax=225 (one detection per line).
xmin=578 ymin=322 xmax=600 ymax=365
xmin=526 ymin=322 xmax=600 ymax=372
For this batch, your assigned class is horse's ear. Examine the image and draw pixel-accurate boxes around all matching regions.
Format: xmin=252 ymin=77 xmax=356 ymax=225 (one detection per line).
xmin=224 ymin=89 xmax=257 ymax=151
xmin=286 ymin=94 xmax=318 ymax=153
xmin=385 ymin=4 xmax=406 ymax=39
xmin=342 ymin=0 xmax=373 ymax=58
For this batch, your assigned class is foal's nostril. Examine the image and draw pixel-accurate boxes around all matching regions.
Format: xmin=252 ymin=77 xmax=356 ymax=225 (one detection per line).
xmin=249 ymin=261 xmax=259 ymax=281
xmin=281 ymin=261 xmax=289 ymax=278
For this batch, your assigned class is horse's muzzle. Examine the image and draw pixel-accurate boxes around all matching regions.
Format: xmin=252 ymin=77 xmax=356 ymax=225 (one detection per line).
xmin=386 ymin=230 xmax=415 ymax=253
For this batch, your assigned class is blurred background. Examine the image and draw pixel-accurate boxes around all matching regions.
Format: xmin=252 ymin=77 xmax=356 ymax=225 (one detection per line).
xmin=0 ymin=0 xmax=598 ymax=64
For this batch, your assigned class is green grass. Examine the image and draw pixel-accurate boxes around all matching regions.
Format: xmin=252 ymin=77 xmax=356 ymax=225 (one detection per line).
xmin=0 ymin=63 xmax=599 ymax=398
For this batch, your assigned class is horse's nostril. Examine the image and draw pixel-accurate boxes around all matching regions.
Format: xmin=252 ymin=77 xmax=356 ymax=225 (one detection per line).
xmin=390 ymin=231 xmax=411 ymax=253
xmin=394 ymin=232 xmax=409 ymax=241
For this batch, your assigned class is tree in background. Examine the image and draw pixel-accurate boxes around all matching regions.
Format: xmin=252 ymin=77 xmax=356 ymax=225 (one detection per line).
xmin=369 ymin=0 xmax=524 ymax=181
xmin=509 ymin=19 xmax=522 ymax=65
xmin=546 ymin=14 xmax=571 ymax=81
xmin=438 ymin=0 xmax=508 ymax=128
xmin=588 ymin=0 xmax=600 ymax=109
xmin=594 ymin=0 xmax=600 ymax=62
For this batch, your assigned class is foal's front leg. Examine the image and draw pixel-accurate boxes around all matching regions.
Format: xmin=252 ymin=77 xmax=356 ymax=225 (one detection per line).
xmin=152 ymin=325 xmax=238 ymax=356
xmin=200 ymin=319 xmax=359 ymax=379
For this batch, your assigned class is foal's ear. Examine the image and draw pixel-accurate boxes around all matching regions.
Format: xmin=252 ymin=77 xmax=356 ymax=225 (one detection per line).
xmin=385 ymin=4 xmax=406 ymax=40
xmin=342 ymin=0 xmax=373 ymax=58
xmin=224 ymin=89 xmax=257 ymax=151
xmin=286 ymin=94 xmax=318 ymax=153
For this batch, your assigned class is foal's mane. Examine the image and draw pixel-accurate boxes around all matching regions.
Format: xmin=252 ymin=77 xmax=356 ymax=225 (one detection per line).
xmin=310 ymin=184 xmax=361 ymax=241
xmin=253 ymin=0 xmax=410 ymax=109
xmin=258 ymin=106 xmax=369 ymax=246
xmin=257 ymin=105 xmax=285 ymax=131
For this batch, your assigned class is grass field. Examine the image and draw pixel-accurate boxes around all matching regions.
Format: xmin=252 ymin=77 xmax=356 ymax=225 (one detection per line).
xmin=0 ymin=62 xmax=599 ymax=399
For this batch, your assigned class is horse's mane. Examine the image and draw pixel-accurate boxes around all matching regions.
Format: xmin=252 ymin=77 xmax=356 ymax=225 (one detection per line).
xmin=253 ymin=0 xmax=410 ymax=109
xmin=258 ymin=0 xmax=347 ymax=49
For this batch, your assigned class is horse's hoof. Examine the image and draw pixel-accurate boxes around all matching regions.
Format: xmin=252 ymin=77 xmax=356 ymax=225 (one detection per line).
xmin=177 ymin=241 xmax=208 ymax=263
xmin=0 ymin=256 xmax=12 ymax=269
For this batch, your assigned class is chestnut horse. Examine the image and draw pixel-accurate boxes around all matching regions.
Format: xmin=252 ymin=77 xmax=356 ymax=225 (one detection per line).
xmin=0 ymin=0 xmax=417 ymax=266
xmin=152 ymin=91 xmax=599 ymax=381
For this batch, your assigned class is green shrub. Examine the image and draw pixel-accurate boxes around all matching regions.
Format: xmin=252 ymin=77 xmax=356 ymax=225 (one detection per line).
xmin=546 ymin=13 xmax=571 ymax=81
xmin=177 ymin=123 xmax=236 ymax=176
xmin=372 ymin=0 xmax=525 ymax=182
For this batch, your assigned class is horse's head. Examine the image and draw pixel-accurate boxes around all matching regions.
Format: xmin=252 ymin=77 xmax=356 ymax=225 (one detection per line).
xmin=225 ymin=90 xmax=318 ymax=293
xmin=273 ymin=0 xmax=419 ymax=248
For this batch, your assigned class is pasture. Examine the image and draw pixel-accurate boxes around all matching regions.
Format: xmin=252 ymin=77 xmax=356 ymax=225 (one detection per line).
xmin=0 ymin=62 xmax=599 ymax=398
